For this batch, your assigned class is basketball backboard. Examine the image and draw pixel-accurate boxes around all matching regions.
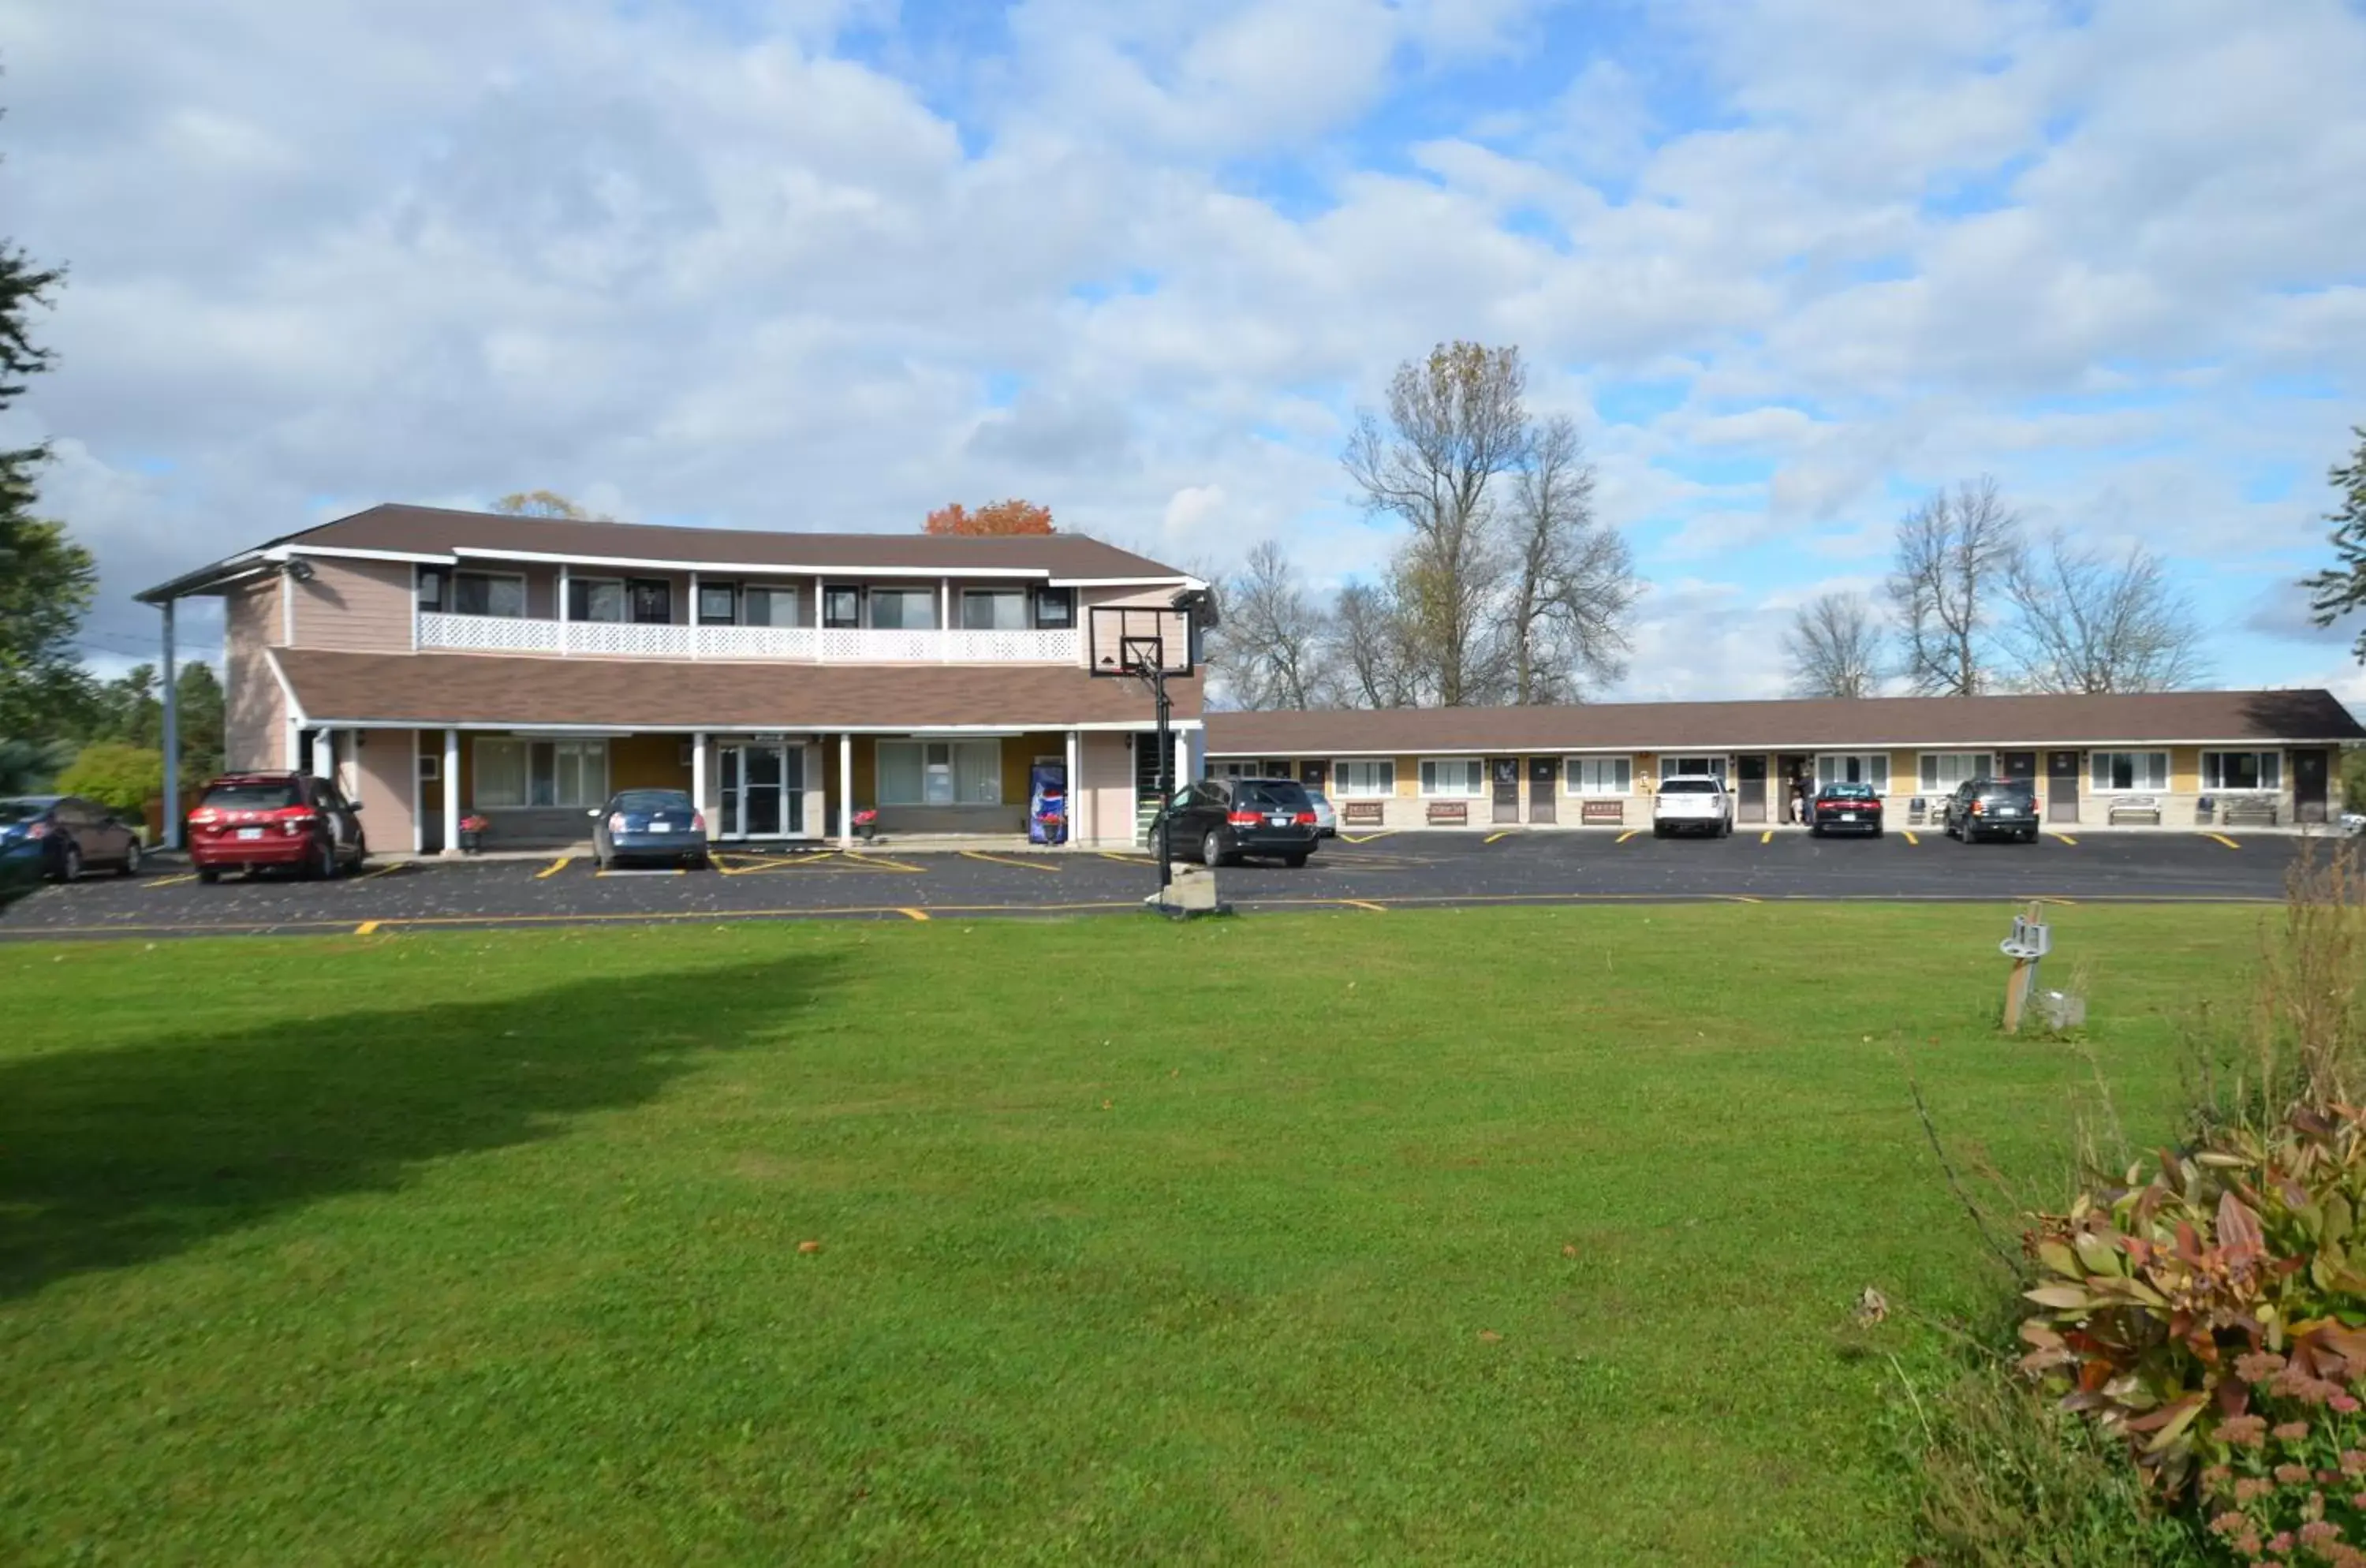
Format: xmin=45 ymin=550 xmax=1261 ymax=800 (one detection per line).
xmin=1088 ymin=604 xmax=1194 ymax=678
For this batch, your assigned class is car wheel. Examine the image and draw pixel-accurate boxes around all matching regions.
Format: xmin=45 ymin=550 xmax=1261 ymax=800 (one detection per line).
xmin=197 ymin=866 xmax=221 ymax=884
xmin=53 ymin=842 xmax=80 ymax=883
xmin=1282 ymin=853 xmax=1308 ymax=868
xmin=311 ymin=836 xmax=338 ymax=879
xmin=1200 ymin=829 xmax=1226 ymax=867
xmin=118 ymin=841 xmax=142 ymax=875
xmin=351 ymin=833 xmax=368 ymax=873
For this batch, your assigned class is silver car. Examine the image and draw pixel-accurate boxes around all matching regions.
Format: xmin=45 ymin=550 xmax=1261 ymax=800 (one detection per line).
xmin=1306 ymin=788 xmax=1338 ymax=838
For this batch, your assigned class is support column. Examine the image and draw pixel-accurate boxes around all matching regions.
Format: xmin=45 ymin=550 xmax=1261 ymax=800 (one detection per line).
xmin=1064 ymin=729 xmax=1081 ymax=848
xmin=558 ymin=563 xmax=571 ymax=656
xmin=692 ymin=731 xmax=708 ymax=823
xmin=689 ymin=572 xmax=701 ymax=659
xmin=442 ymin=726 xmax=461 ymax=858
xmin=284 ymin=714 xmax=301 ymax=771
xmin=1175 ymin=726 xmax=1196 ymax=787
xmin=838 ymin=731 xmax=854 ymax=849
xmin=313 ymin=728 xmax=334 ymax=780
xmin=939 ymin=577 xmax=951 ymax=661
xmin=159 ymin=599 xmax=180 ymax=848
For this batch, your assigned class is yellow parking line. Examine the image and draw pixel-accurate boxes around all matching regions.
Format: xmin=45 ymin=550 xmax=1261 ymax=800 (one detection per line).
xmin=146 ymin=872 xmax=199 ymax=888
xmin=1903 ymin=831 xmax=1920 ymax=846
xmin=353 ymin=920 xmax=382 ymax=936
xmin=959 ymin=849 xmax=1057 ymax=873
xmin=353 ymin=861 xmax=407 ymax=880
xmin=1340 ymin=830 xmax=1396 ymax=845
xmin=595 ymin=868 xmax=685 ymax=878
xmin=1099 ymin=851 xmax=1155 ymax=864
xmin=895 ymin=907 xmax=930 ymax=922
xmin=2206 ymin=833 xmax=2241 ymax=850
xmin=536 ymin=856 xmax=572 ymax=878
xmin=2051 ymin=832 xmax=2078 ymax=846
xmin=842 ymin=852 xmax=924 ymax=873
xmin=1759 ymin=830 xmax=1773 ymax=844
xmin=1483 ymin=830 xmax=1513 ymax=844
xmin=1616 ymin=829 xmax=1640 ymax=844
xmin=1338 ymin=898 xmax=1387 ymax=913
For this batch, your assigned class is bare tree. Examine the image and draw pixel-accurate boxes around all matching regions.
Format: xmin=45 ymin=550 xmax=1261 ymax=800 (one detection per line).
xmin=491 ymin=490 xmax=604 ymax=519
xmin=1204 ymin=541 xmax=1334 ymax=710
xmin=1328 ymin=581 xmax=1422 ymax=708
xmin=1342 ymin=342 xmax=1530 ymax=705
xmin=1504 ymin=415 xmax=1638 ymax=703
xmin=2000 ymin=533 xmax=2210 ymax=693
xmin=1782 ymin=592 xmax=1884 ymax=698
xmin=1886 ymin=476 xmax=2023 ymax=695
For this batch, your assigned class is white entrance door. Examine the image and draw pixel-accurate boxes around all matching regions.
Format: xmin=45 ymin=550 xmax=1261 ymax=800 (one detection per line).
xmin=718 ymin=744 xmax=805 ymax=838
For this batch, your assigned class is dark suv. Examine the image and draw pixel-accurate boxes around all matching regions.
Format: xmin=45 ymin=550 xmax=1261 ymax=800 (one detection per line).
xmin=187 ymin=772 xmax=369 ymax=879
xmin=1159 ymin=778 xmax=1319 ymax=867
xmin=1942 ymin=777 xmax=2040 ymax=844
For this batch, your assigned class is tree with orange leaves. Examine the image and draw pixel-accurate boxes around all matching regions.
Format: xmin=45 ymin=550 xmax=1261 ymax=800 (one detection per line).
xmin=924 ymin=499 xmax=1054 ymax=536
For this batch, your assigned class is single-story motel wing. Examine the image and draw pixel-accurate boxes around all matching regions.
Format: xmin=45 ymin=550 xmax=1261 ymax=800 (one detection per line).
xmin=1201 ymin=689 xmax=2364 ymax=831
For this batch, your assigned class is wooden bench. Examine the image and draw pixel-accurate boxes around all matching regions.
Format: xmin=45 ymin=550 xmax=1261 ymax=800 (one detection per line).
xmin=1341 ymin=799 xmax=1386 ymax=828
xmin=2107 ymin=795 xmax=2163 ymax=826
xmin=2222 ymin=797 xmax=2280 ymax=828
xmin=1580 ymin=799 xmax=1625 ymax=826
xmin=1425 ymin=800 xmax=1469 ymax=827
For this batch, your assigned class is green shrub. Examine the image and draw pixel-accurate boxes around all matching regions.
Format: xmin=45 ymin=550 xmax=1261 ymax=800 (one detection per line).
xmin=54 ymin=741 xmax=161 ymax=818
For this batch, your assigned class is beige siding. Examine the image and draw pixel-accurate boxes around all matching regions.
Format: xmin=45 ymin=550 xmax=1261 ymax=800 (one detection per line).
xmin=1078 ymin=730 xmax=1136 ymax=846
xmin=222 ymin=581 xmax=285 ymax=770
xmin=349 ymin=727 xmax=417 ymax=851
xmin=293 ymin=558 xmax=413 ymax=651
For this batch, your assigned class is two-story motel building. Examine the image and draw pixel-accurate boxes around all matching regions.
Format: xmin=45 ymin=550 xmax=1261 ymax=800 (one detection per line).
xmin=139 ymin=506 xmax=1206 ymax=853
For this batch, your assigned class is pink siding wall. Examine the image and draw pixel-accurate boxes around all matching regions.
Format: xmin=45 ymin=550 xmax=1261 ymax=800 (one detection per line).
xmin=348 ymin=727 xmax=417 ymax=853
xmin=293 ymin=558 xmax=412 ymax=651
xmin=1079 ymin=730 xmax=1137 ymax=847
xmin=222 ymin=581 xmax=285 ymax=770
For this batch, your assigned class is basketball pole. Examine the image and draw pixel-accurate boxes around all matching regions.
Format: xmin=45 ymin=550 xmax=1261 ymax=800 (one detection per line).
xmin=1152 ymin=663 xmax=1174 ymax=898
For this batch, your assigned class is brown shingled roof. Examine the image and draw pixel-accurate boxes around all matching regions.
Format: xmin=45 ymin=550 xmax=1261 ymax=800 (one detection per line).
xmin=286 ymin=504 xmax=1187 ymax=577
xmin=1204 ymin=689 xmax=2364 ymax=754
xmin=274 ymin=648 xmax=1200 ymax=730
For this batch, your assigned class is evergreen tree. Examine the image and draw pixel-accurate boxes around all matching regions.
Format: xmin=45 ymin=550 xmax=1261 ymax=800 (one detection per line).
xmin=0 ymin=181 xmax=91 ymax=745
xmin=2304 ymin=426 xmax=2366 ymax=663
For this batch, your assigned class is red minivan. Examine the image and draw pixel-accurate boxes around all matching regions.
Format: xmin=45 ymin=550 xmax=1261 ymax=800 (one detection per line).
xmin=186 ymin=772 xmax=369 ymax=881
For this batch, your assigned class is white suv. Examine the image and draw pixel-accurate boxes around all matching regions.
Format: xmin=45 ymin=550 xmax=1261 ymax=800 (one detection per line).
xmin=1652 ymin=775 xmax=1733 ymax=838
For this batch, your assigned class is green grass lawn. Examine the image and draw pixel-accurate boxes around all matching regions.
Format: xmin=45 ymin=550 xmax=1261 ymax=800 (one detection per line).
xmin=0 ymin=905 xmax=2263 ymax=1564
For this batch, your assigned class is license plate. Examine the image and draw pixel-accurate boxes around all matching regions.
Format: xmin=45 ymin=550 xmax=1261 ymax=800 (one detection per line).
xmin=646 ymin=822 xmax=673 ymax=833
xmin=1841 ymin=812 xmax=1857 ymax=821
xmin=237 ymin=827 xmax=263 ymax=840
xmin=1268 ymin=815 xmax=1292 ymax=827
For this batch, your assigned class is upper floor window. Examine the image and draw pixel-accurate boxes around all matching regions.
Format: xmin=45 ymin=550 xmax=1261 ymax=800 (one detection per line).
xmin=697 ymin=583 xmax=737 ymax=625
xmin=962 ymin=589 xmax=1028 ymax=631
xmin=569 ymin=577 xmax=628 ymax=623
xmin=442 ymin=570 xmax=525 ymax=618
xmin=868 ymin=588 xmax=936 ymax=630
xmin=627 ymin=578 xmax=671 ymax=625
xmin=823 ymin=586 xmax=862 ymax=629
xmin=742 ymin=585 xmax=799 ymax=627
xmin=2203 ymin=751 xmax=2281 ymax=791
xmin=1033 ymin=587 xmax=1074 ymax=629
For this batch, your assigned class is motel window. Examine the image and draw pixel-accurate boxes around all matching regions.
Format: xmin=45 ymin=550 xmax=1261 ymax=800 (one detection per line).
xmin=1418 ymin=758 xmax=1485 ymax=797
xmin=1334 ymin=760 xmax=1394 ymax=797
xmin=877 ymin=740 xmax=1001 ymax=807
xmin=1565 ymin=756 xmax=1633 ymax=796
xmin=628 ymin=578 xmax=671 ymax=625
xmin=472 ymin=738 xmax=608 ymax=809
xmin=2090 ymin=751 xmax=2169 ymax=793
xmin=742 ymin=585 xmax=800 ymax=627
xmin=823 ymin=586 xmax=863 ymax=628
xmin=1034 ymin=587 xmax=1074 ymax=629
xmin=868 ymin=588 xmax=937 ymax=631
xmin=417 ymin=568 xmax=444 ymax=610
xmin=1212 ymin=761 xmax=1262 ymax=781
xmin=1664 ymin=756 xmax=1728 ymax=783
xmin=961 ymin=589 xmax=1028 ymax=631
xmin=697 ymin=583 xmax=737 ymax=625
xmin=1816 ymin=754 xmax=1890 ymax=792
xmin=568 ymin=577 xmax=628 ymax=623
xmin=450 ymin=571 xmax=527 ymax=618
xmin=2203 ymin=751 xmax=2282 ymax=791
xmin=1917 ymin=752 xmax=1993 ymax=793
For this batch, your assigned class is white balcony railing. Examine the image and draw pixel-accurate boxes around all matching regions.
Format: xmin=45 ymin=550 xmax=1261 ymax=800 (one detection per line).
xmin=416 ymin=611 xmax=1079 ymax=666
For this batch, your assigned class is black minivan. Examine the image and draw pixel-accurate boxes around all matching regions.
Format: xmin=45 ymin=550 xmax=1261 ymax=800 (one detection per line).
xmin=1158 ymin=778 xmax=1320 ymax=868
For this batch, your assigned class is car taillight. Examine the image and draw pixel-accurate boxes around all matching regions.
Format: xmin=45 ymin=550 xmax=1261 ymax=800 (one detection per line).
xmin=1971 ymin=800 xmax=1986 ymax=815
xmin=692 ymin=812 xmax=707 ymax=834
xmin=609 ymin=812 xmax=628 ymax=834
xmin=1294 ymin=811 xmax=1315 ymax=825
xmin=1226 ymin=810 xmax=1263 ymax=827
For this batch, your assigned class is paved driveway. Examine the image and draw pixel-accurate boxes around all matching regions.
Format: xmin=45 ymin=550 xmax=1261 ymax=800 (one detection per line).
xmin=0 ymin=827 xmax=2311 ymax=941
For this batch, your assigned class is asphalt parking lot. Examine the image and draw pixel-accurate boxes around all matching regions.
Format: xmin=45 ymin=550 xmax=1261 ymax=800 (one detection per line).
xmin=0 ymin=827 xmax=2314 ymax=941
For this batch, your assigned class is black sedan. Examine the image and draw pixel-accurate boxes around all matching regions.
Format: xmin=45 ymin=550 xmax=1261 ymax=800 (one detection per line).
xmin=1 ymin=794 xmax=145 ymax=882
xmin=1808 ymin=782 xmax=1884 ymax=836
xmin=588 ymin=788 xmax=710 ymax=869
xmin=1157 ymin=778 xmax=1319 ymax=868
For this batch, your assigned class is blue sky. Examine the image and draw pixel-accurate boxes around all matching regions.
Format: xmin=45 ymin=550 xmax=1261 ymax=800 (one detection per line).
xmin=2 ymin=0 xmax=2363 ymax=704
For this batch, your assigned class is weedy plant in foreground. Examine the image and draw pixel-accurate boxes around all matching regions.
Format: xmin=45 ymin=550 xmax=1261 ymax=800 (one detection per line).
xmin=2012 ymin=841 xmax=2366 ymax=1565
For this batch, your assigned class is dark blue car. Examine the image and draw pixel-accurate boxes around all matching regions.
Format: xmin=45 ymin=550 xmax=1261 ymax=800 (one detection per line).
xmin=2 ymin=794 xmax=144 ymax=885
xmin=587 ymin=788 xmax=709 ymax=869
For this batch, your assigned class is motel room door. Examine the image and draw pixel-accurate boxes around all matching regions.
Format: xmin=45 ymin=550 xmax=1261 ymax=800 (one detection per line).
xmin=1299 ymin=760 xmax=1328 ymax=793
xmin=1735 ymin=755 xmax=1769 ymax=823
xmin=1527 ymin=756 xmax=1558 ymax=823
xmin=1490 ymin=757 xmax=1521 ymax=824
xmin=2046 ymin=750 xmax=2081 ymax=823
xmin=2294 ymin=749 xmax=2331 ymax=824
